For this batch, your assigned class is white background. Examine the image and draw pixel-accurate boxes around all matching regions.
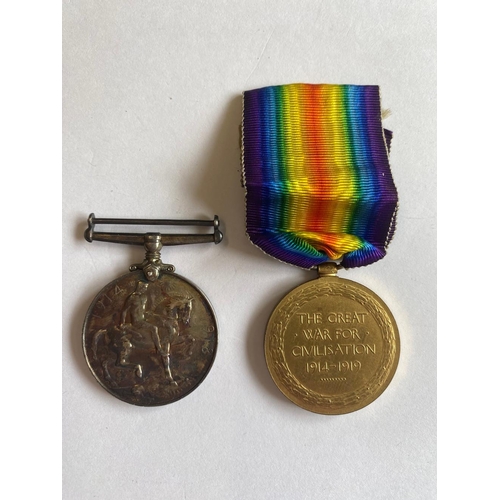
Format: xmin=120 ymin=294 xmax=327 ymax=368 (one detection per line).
xmin=62 ymin=1 xmax=436 ymax=499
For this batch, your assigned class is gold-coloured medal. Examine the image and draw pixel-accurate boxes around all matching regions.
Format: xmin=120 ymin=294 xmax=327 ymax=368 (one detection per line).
xmin=242 ymin=84 xmax=401 ymax=413
xmin=265 ymin=263 xmax=399 ymax=414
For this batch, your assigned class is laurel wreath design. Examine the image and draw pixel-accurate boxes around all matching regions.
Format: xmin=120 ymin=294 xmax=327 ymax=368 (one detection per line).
xmin=267 ymin=280 xmax=398 ymax=410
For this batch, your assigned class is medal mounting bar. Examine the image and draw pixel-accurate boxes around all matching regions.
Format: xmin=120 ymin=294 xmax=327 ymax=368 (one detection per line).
xmin=84 ymin=213 xmax=223 ymax=281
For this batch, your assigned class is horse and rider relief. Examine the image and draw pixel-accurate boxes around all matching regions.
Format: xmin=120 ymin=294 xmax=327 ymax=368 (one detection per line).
xmin=84 ymin=272 xmax=217 ymax=406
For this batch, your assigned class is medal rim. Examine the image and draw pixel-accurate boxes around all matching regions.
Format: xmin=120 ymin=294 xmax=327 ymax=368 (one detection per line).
xmin=82 ymin=270 xmax=218 ymax=407
xmin=264 ymin=275 xmax=400 ymax=415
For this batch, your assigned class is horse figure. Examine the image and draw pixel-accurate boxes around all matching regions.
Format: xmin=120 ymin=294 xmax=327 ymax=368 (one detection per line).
xmin=91 ymin=287 xmax=195 ymax=387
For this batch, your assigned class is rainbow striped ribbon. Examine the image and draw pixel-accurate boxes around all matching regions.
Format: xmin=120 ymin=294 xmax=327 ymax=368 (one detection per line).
xmin=242 ymin=84 xmax=398 ymax=269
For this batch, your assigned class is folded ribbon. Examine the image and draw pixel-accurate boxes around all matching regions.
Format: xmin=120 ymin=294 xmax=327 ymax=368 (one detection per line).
xmin=242 ymin=83 xmax=398 ymax=269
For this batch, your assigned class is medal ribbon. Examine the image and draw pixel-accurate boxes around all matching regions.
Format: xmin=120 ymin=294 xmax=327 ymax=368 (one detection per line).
xmin=242 ymin=84 xmax=398 ymax=269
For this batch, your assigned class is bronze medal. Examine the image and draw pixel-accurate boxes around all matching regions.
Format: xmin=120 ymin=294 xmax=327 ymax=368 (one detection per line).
xmin=242 ymin=84 xmax=401 ymax=413
xmin=265 ymin=264 xmax=399 ymax=414
xmin=82 ymin=214 xmax=222 ymax=406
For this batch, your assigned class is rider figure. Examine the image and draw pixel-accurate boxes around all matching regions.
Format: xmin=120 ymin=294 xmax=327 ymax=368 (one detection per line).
xmin=119 ymin=281 xmax=176 ymax=383
xmin=120 ymin=282 xmax=163 ymax=350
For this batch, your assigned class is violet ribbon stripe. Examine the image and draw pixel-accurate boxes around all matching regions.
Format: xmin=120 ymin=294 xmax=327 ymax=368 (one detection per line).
xmin=242 ymin=83 xmax=398 ymax=269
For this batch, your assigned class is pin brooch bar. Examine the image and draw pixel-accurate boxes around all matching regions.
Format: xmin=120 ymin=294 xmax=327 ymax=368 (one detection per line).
xmin=84 ymin=213 xmax=223 ymax=246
